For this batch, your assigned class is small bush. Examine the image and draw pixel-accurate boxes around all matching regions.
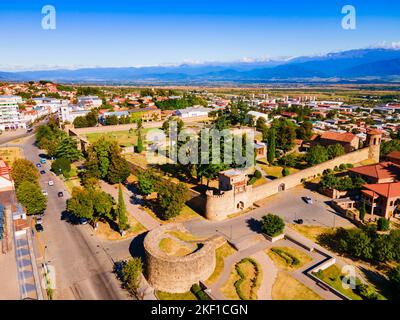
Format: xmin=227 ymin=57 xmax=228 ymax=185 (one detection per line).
xmin=282 ymin=167 xmax=290 ymax=177
xmin=190 ymin=283 xmax=211 ymax=300
xmin=334 ymin=166 xmax=341 ymax=172
xmin=377 ymin=218 xmax=390 ymax=231
xmin=271 ymin=248 xmax=300 ymax=266
xmin=254 ymin=170 xmax=262 ymax=179
xmin=339 ymin=164 xmax=346 ymax=171
xmin=248 ymin=177 xmax=258 ymax=185
xmin=356 ymin=284 xmax=379 ymax=300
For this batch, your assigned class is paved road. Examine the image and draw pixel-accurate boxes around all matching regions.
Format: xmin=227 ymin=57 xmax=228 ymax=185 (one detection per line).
xmin=21 ymin=135 xmax=128 ymax=300
xmin=184 ymin=186 xmax=354 ymax=241
xmin=0 ymin=129 xmax=30 ymax=145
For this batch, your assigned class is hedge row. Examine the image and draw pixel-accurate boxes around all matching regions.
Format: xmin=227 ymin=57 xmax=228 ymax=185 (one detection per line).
xmin=190 ymin=284 xmax=211 ymax=300
xmin=271 ymin=248 xmax=300 ymax=267
xmin=234 ymin=258 xmax=260 ymax=300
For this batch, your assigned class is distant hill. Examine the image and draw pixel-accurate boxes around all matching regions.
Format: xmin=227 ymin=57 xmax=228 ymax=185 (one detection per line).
xmin=2 ymin=48 xmax=400 ymax=83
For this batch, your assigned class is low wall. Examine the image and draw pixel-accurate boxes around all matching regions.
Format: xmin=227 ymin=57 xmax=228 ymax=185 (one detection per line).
xmin=251 ymin=147 xmax=370 ymax=203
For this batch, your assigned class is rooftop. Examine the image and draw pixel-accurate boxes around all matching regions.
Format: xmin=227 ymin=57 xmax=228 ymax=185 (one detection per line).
xmin=362 ymin=182 xmax=400 ymax=198
xmin=350 ymin=161 xmax=400 ymax=181
xmin=319 ymin=131 xmax=357 ymax=143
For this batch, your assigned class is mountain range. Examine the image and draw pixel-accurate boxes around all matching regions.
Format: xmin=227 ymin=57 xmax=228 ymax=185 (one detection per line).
xmin=1 ymin=48 xmax=400 ymax=84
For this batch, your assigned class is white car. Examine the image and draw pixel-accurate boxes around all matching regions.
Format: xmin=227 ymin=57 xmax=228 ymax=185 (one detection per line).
xmin=304 ymin=196 xmax=313 ymax=204
xmin=42 ymin=190 xmax=48 ymax=196
xmin=48 ymin=180 xmax=54 ymax=186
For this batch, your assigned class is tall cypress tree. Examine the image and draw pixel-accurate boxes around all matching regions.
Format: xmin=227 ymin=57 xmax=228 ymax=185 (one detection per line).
xmin=117 ymin=184 xmax=129 ymax=233
xmin=267 ymin=128 xmax=276 ymax=164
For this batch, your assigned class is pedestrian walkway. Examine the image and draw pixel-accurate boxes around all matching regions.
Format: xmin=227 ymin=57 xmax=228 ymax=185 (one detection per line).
xmin=14 ymin=232 xmax=42 ymax=300
xmin=250 ymin=250 xmax=277 ymax=300
xmin=100 ymin=182 xmax=160 ymax=230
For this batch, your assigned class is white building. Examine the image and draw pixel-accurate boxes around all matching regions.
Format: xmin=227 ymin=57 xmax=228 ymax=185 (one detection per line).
xmin=246 ymin=111 xmax=269 ymax=124
xmin=59 ymin=105 xmax=90 ymax=123
xmin=175 ymin=106 xmax=212 ymax=118
xmin=0 ymin=95 xmax=25 ymax=131
xmin=33 ymin=97 xmax=69 ymax=113
xmin=77 ymin=96 xmax=103 ymax=108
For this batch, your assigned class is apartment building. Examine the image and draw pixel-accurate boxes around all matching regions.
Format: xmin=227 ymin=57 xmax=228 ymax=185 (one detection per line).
xmin=0 ymin=95 xmax=25 ymax=131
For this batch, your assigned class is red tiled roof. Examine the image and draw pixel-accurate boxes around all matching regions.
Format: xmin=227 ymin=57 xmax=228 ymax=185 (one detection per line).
xmin=363 ymin=182 xmax=400 ymax=198
xmin=387 ymin=151 xmax=400 ymax=160
xmin=350 ymin=161 xmax=400 ymax=180
xmin=319 ymin=131 xmax=356 ymax=143
xmin=367 ymin=129 xmax=382 ymax=135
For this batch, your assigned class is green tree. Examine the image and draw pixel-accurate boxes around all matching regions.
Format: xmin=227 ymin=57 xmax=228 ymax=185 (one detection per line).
xmin=116 ymin=185 xmax=129 ymax=232
xmin=282 ymin=167 xmax=290 ymax=177
xmin=67 ymin=188 xmax=95 ymax=221
xmin=55 ymin=136 xmax=82 ymax=161
xmin=157 ymin=182 xmax=188 ymax=220
xmin=377 ymin=218 xmax=390 ymax=231
xmin=306 ymin=144 xmax=329 ymax=165
xmin=389 ymin=265 xmax=400 ymax=292
xmin=16 ymin=181 xmax=47 ymax=215
xmin=260 ymin=214 xmax=285 ymax=237
xmin=327 ymin=144 xmax=345 ymax=159
xmin=121 ymin=257 xmax=143 ymax=295
xmin=267 ymin=128 xmax=276 ymax=164
xmin=359 ymin=202 xmax=366 ymax=221
xmin=136 ymin=131 xmax=144 ymax=153
xmin=11 ymin=159 xmax=40 ymax=188
xmin=137 ymin=170 xmax=160 ymax=195
xmin=51 ymin=158 xmax=71 ymax=176
xmin=107 ymin=153 xmax=131 ymax=184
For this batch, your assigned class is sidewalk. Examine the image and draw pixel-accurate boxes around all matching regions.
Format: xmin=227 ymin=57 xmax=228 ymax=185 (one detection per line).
xmin=100 ymin=181 xmax=160 ymax=231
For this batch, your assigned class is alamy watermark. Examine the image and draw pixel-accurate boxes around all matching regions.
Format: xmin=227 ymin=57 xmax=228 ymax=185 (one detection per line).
xmin=342 ymin=5 xmax=356 ymax=30
xmin=42 ymin=5 xmax=56 ymax=30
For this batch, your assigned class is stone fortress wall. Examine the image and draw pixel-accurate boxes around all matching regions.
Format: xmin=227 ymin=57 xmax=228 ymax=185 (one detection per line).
xmin=144 ymin=223 xmax=223 ymax=293
xmin=204 ymin=131 xmax=382 ymax=221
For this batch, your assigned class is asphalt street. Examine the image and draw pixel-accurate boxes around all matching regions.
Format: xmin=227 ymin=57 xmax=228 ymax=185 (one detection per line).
xmin=21 ymin=135 xmax=127 ymax=300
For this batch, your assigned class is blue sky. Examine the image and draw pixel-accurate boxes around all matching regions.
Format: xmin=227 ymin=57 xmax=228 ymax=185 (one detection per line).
xmin=1 ymin=0 xmax=400 ymax=70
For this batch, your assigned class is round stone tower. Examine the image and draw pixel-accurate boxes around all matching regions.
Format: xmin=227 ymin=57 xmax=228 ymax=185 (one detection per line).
xmin=366 ymin=129 xmax=382 ymax=163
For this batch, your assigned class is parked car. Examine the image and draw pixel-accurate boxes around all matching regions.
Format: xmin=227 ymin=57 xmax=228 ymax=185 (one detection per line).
xmin=42 ymin=190 xmax=48 ymax=196
xmin=40 ymin=170 xmax=46 ymax=175
xmin=36 ymin=163 xmax=42 ymax=168
xmin=58 ymin=192 xmax=64 ymax=198
xmin=36 ymin=217 xmax=43 ymax=225
xmin=40 ymin=158 xmax=46 ymax=164
xmin=35 ymin=224 xmax=44 ymax=232
xmin=303 ymin=197 xmax=313 ymax=204
xmin=295 ymin=219 xmax=304 ymax=225
xmin=48 ymin=180 xmax=54 ymax=186
xmin=79 ymin=218 xmax=88 ymax=225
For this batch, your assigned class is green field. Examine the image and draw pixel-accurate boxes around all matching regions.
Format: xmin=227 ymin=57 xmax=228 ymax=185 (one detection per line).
xmin=84 ymin=128 xmax=153 ymax=147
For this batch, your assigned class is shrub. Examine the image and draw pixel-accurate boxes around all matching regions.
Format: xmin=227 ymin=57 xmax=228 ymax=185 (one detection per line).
xmin=234 ymin=258 xmax=260 ymax=300
xmin=356 ymin=284 xmax=379 ymax=300
xmin=377 ymin=218 xmax=390 ymax=231
xmin=339 ymin=164 xmax=347 ymax=171
xmin=271 ymin=248 xmax=300 ymax=266
xmin=190 ymin=284 xmax=210 ymax=300
xmin=261 ymin=214 xmax=285 ymax=237
xmin=282 ymin=167 xmax=290 ymax=177
xmin=254 ymin=170 xmax=262 ymax=179
xmin=248 ymin=177 xmax=258 ymax=185
xmin=346 ymin=163 xmax=354 ymax=168
xmin=388 ymin=265 xmax=400 ymax=292
xmin=121 ymin=257 xmax=143 ymax=296
xmin=334 ymin=166 xmax=341 ymax=172
xmin=359 ymin=202 xmax=366 ymax=222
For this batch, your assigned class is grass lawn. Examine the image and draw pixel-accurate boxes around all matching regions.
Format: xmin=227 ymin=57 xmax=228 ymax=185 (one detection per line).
xmin=167 ymin=230 xmax=204 ymax=242
xmin=272 ymin=272 xmax=322 ymax=300
xmin=267 ymin=246 xmax=312 ymax=271
xmin=221 ymin=258 xmax=262 ymax=300
xmin=258 ymin=164 xmax=299 ymax=179
xmin=313 ymin=264 xmax=363 ymax=300
xmin=158 ymin=237 xmax=196 ymax=256
xmin=288 ymin=224 xmax=337 ymax=243
xmin=124 ymin=152 xmax=148 ymax=168
xmin=85 ymin=129 xmax=152 ymax=147
xmin=0 ymin=147 xmax=23 ymax=165
xmin=64 ymin=178 xmax=81 ymax=194
xmin=94 ymin=213 xmax=146 ymax=241
xmin=141 ymin=204 xmax=202 ymax=224
xmin=205 ymin=243 xmax=237 ymax=286
xmin=156 ymin=290 xmax=197 ymax=300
